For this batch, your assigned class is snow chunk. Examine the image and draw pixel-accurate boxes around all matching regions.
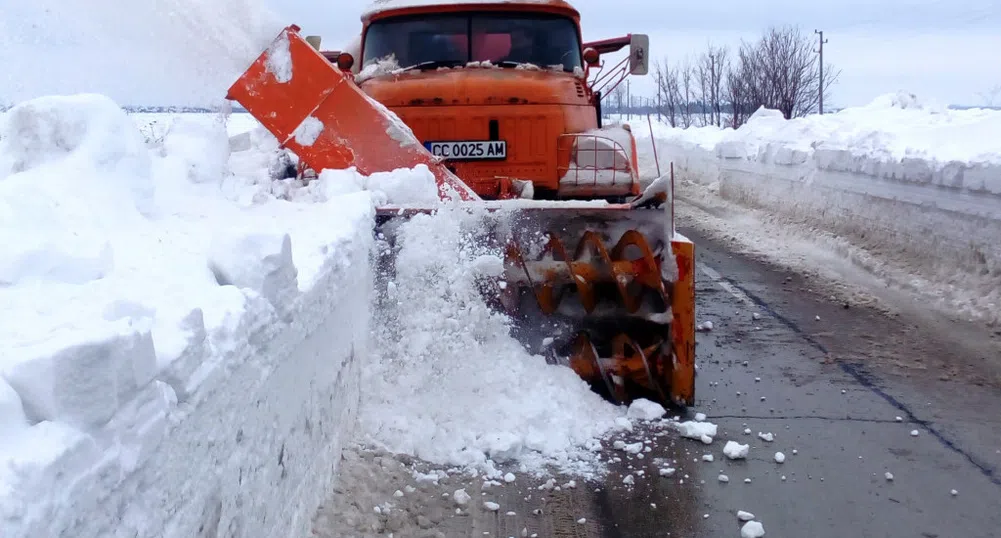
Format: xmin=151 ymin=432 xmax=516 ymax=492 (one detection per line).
xmin=737 ymin=510 xmax=755 ymax=521
xmin=265 ymin=30 xmax=292 ymax=83
xmin=702 ymin=454 xmax=714 ymax=462
xmin=884 ymin=472 xmax=894 ymax=481
xmin=674 ymin=420 xmax=717 ymax=444
xmin=718 ymin=474 xmax=729 ymax=483
xmin=723 ymin=441 xmax=750 ymax=460
xmin=757 ymin=432 xmax=774 ymax=442
xmin=484 ymin=501 xmax=500 ymax=511
xmin=626 ymin=398 xmax=666 ymax=421
xmin=741 ymin=521 xmax=766 ymax=538
xmin=453 ymin=488 xmax=471 ymax=506
xmin=0 ymin=379 xmax=29 ymax=436
xmin=208 ymin=232 xmax=298 ymax=315
xmin=774 ymin=452 xmax=786 ymax=463
xmin=292 ymin=116 xmax=324 ymax=146
xmin=697 ymin=320 xmax=714 ymax=331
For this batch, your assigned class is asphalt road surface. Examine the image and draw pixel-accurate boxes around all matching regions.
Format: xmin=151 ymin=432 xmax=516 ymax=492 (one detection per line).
xmin=315 ymin=219 xmax=1001 ymax=538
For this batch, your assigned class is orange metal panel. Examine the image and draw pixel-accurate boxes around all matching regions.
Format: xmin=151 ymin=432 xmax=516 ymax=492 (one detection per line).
xmin=226 ymin=25 xmax=478 ymax=201
xmin=670 ymin=237 xmax=696 ymax=406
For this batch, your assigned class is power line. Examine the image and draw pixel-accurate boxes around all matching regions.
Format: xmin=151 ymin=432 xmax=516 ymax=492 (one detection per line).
xmin=815 ymin=29 xmax=829 ymax=114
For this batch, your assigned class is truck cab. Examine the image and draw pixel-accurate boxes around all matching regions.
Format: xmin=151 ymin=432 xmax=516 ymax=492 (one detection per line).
xmin=336 ymin=0 xmax=648 ymax=201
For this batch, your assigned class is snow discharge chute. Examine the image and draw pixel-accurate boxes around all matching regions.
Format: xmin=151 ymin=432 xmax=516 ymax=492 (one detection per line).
xmin=225 ymin=15 xmax=696 ymax=407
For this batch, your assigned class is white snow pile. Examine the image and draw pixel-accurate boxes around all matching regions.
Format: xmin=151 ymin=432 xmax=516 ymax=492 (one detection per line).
xmin=0 ymin=94 xmax=377 ymax=534
xmin=637 ymin=92 xmax=1001 ymax=326
xmin=357 ymin=204 xmax=625 ymax=480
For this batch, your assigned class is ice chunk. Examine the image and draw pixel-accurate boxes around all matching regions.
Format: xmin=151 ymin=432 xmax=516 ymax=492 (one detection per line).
xmin=483 ymin=501 xmax=500 ymax=511
xmin=884 ymin=472 xmax=894 ymax=481
xmin=627 ymin=398 xmax=666 ymax=421
xmin=718 ymin=474 xmax=729 ymax=483
xmin=774 ymin=452 xmax=786 ymax=463
xmin=741 ymin=521 xmax=765 ymax=537
xmin=674 ymin=420 xmax=718 ymax=444
xmin=737 ymin=510 xmax=755 ymax=521
xmin=757 ymin=432 xmax=774 ymax=442
xmin=723 ymin=441 xmax=750 ymax=460
xmin=694 ymin=412 xmax=707 ymax=422
xmin=697 ymin=320 xmax=714 ymax=331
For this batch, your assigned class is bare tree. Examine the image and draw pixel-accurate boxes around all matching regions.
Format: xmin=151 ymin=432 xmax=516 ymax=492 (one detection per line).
xmin=978 ymin=84 xmax=1001 ymax=108
xmin=696 ymin=43 xmax=729 ymax=126
xmin=735 ymin=25 xmax=840 ymax=119
xmin=654 ymin=58 xmax=682 ymax=127
xmin=679 ymin=59 xmax=695 ymax=127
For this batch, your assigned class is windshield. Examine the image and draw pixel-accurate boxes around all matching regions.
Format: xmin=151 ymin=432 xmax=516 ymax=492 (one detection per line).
xmin=362 ymin=12 xmax=583 ymax=72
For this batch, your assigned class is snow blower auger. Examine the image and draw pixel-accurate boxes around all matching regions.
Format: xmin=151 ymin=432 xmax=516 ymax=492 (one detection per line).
xmin=225 ymin=5 xmax=696 ymax=407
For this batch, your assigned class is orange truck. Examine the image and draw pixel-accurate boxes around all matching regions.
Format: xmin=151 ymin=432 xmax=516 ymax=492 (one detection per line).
xmin=226 ymin=0 xmax=696 ymax=407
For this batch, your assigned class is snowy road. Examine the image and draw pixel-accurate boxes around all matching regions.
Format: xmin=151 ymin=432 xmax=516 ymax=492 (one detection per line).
xmin=315 ymin=212 xmax=1001 ymax=538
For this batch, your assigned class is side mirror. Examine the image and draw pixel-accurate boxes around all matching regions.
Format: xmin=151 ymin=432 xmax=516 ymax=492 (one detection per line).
xmin=582 ymin=47 xmax=600 ymax=67
xmin=629 ymin=34 xmax=649 ymax=75
xmin=337 ymin=52 xmax=355 ymax=71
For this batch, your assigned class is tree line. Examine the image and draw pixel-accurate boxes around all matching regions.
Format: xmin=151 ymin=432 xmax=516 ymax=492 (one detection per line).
xmin=607 ymin=25 xmax=841 ymax=129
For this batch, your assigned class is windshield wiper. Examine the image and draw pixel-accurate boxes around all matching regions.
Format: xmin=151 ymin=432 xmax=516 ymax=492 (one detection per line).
xmin=398 ymin=60 xmax=465 ymax=72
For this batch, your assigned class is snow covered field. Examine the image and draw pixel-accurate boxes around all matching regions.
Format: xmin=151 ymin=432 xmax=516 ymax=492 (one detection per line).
xmin=631 ymin=94 xmax=1001 ymax=326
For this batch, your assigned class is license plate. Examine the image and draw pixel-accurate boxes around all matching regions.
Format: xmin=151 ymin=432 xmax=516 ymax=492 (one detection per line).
xmin=424 ymin=140 xmax=507 ymax=160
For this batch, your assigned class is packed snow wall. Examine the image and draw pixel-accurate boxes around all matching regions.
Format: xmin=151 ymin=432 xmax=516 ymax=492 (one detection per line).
xmin=0 ymin=97 xmax=377 ymax=537
xmin=638 ymin=94 xmax=1001 ymax=323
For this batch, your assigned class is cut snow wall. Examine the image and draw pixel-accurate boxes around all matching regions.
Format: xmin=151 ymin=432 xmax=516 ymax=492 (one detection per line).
xmin=655 ymin=136 xmax=1001 ymax=322
xmin=1 ymin=235 xmax=372 ymax=538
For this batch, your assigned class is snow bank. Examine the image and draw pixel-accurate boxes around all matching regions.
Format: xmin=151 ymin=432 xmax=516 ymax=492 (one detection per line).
xmin=0 ymin=95 xmax=374 ymax=536
xmin=639 ymin=92 xmax=1001 ymax=324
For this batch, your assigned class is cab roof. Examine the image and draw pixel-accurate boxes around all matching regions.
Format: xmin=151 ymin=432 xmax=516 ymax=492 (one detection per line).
xmin=361 ymin=0 xmax=581 ymax=23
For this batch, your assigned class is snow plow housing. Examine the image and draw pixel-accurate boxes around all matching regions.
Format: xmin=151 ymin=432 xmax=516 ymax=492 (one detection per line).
xmin=225 ymin=0 xmax=696 ymax=407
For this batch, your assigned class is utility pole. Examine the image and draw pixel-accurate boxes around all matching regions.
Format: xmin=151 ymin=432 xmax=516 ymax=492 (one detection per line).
xmin=657 ymin=72 xmax=663 ymax=122
xmin=626 ymin=79 xmax=631 ymax=120
xmin=814 ymin=29 xmax=828 ymax=114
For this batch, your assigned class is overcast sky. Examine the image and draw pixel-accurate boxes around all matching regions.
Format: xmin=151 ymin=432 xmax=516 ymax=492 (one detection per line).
xmin=1 ymin=0 xmax=999 ymax=108
xmin=266 ymin=0 xmax=1001 ymax=108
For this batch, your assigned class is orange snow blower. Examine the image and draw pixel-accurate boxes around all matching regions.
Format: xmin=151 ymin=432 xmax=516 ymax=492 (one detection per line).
xmin=225 ymin=0 xmax=696 ymax=407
